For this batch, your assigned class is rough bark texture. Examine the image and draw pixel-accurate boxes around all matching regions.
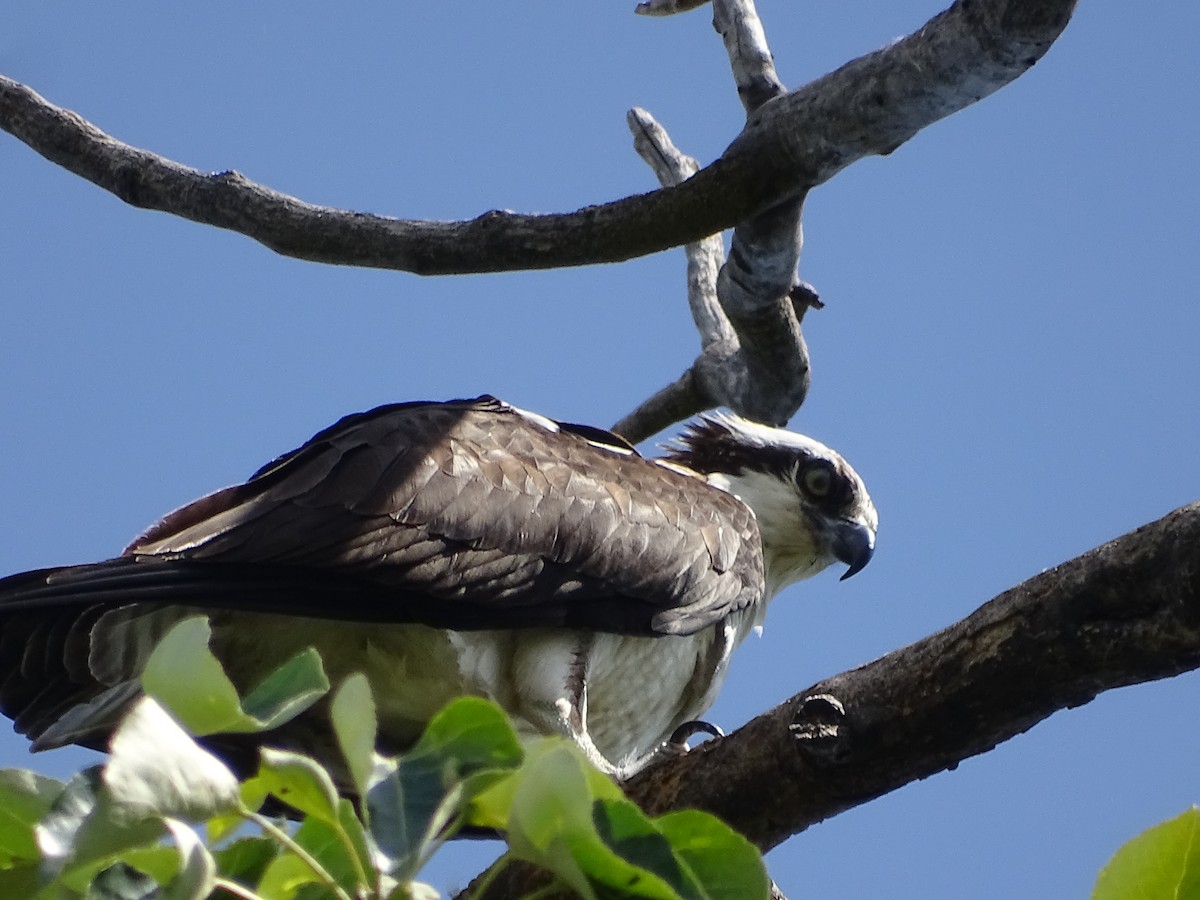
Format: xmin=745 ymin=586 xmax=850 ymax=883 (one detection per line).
xmin=0 ymin=0 xmax=1075 ymax=277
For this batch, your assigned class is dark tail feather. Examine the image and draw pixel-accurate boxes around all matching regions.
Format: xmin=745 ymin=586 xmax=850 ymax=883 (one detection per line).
xmin=0 ymin=557 xmax=403 ymax=621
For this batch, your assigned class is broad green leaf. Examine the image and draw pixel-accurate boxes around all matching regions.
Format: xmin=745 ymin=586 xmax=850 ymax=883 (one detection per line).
xmin=104 ymin=696 xmax=240 ymax=822
xmin=0 ymin=768 xmax=64 ymax=863
xmin=656 ymin=810 xmax=769 ymax=900
xmin=142 ymin=618 xmax=329 ymax=737
xmin=255 ymin=850 xmax=324 ymax=900
xmin=505 ymin=742 xmax=601 ymax=900
xmin=330 ymin=673 xmax=377 ymax=800
xmin=365 ymin=755 xmax=430 ymax=877
xmin=336 ymin=798 xmax=376 ymax=889
xmin=0 ymin=861 xmax=41 ymax=897
xmin=589 ymin=799 xmax=686 ymax=899
xmin=161 ymin=818 xmax=217 ymax=900
xmin=290 ymin=808 xmax=371 ymax=896
xmin=1094 ymin=806 xmax=1200 ymax=900
xmin=461 ymin=768 xmax=519 ymax=831
xmin=367 ymin=698 xmax=524 ymax=878
xmin=504 ymin=739 xmax=764 ymax=900
xmin=36 ymin=767 xmax=165 ymax=890
xmin=205 ymin=809 xmax=244 ymax=845
xmin=258 ymin=749 xmax=341 ymax=825
xmin=212 ymin=836 xmax=281 ymax=889
xmin=240 ymin=647 xmax=330 ymax=731
xmin=118 ymin=843 xmax=184 ymax=885
xmin=239 ymin=775 xmax=271 ymax=815
xmin=406 ymin=697 xmax=523 ymax=776
xmin=141 ymin=617 xmax=247 ymax=735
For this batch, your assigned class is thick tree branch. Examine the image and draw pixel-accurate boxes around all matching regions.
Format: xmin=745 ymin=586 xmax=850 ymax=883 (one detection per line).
xmin=624 ymin=501 xmax=1200 ymax=848
xmin=0 ymin=0 xmax=1074 ymax=276
xmin=472 ymin=502 xmax=1200 ymax=896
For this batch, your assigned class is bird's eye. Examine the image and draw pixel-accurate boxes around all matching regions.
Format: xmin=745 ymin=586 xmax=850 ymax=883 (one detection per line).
xmin=802 ymin=464 xmax=834 ymax=498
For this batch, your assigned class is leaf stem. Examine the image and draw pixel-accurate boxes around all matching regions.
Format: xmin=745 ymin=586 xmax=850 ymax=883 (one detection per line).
xmin=242 ymin=806 xmax=355 ymax=900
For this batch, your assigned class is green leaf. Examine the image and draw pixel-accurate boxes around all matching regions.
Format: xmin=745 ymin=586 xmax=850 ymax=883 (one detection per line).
xmin=258 ymin=749 xmax=341 ymax=825
xmin=104 ymin=696 xmax=241 ymax=822
xmin=118 ymin=843 xmax=185 ymax=885
xmin=255 ymin=851 xmax=324 ymax=900
xmin=141 ymin=617 xmax=247 ymax=736
xmin=656 ymin=810 xmax=769 ymax=900
xmin=161 ymin=818 xmax=217 ymax=900
xmin=0 ymin=862 xmax=42 ymax=897
xmin=240 ymin=647 xmax=330 ymax=732
xmin=366 ymin=697 xmax=524 ymax=879
xmin=36 ymin=767 xmax=165 ymax=890
xmin=364 ymin=755 xmax=431 ymax=879
xmin=212 ymin=836 xmax=281 ymax=889
xmin=460 ymin=768 xmax=518 ymax=832
xmin=589 ymin=799 xmax=685 ymax=899
xmin=505 ymin=742 xmax=602 ymax=900
xmin=142 ymin=617 xmax=329 ymax=737
xmin=503 ymin=739 xmax=766 ymax=900
xmin=1094 ymin=806 xmax=1200 ymax=900
xmin=0 ymin=768 xmax=64 ymax=863
xmin=289 ymin=808 xmax=370 ymax=897
xmin=406 ymin=697 xmax=523 ymax=776
xmin=335 ymin=798 xmax=376 ymax=889
xmin=330 ymin=673 xmax=377 ymax=800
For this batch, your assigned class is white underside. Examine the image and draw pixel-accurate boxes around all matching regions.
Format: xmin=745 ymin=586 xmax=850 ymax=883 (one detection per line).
xmin=74 ymin=608 xmax=748 ymax=766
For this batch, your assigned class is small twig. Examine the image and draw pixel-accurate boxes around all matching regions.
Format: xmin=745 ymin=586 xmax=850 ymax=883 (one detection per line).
xmin=627 ymin=108 xmax=732 ymax=351
xmin=611 ymin=369 xmax=708 ymax=443
xmin=634 ymin=0 xmax=710 ymax=16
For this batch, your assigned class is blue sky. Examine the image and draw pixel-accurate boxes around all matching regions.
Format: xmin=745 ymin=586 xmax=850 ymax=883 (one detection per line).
xmin=2 ymin=2 xmax=1198 ymax=896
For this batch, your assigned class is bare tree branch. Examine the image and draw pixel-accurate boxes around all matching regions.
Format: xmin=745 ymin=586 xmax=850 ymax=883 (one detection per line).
xmin=616 ymin=0 xmax=812 ymax=438
xmin=713 ymin=0 xmax=785 ymax=115
xmin=469 ymin=501 xmax=1200 ymax=896
xmin=0 ymin=0 xmax=1075 ymax=277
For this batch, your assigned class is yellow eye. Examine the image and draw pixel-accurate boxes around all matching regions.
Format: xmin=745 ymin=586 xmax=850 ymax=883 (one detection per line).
xmin=802 ymin=465 xmax=834 ymax=498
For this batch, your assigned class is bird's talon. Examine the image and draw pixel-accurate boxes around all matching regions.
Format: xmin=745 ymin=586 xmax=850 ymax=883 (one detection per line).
xmin=668 ymin=719 xmax=725 ymax=750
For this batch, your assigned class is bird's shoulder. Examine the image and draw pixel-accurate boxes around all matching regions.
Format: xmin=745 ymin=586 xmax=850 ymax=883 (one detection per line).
xmin=125 ymin=397 xmax=764 ymax=636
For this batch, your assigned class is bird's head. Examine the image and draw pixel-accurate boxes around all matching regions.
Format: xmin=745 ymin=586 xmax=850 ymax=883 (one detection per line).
xmin=662 ymin=413 xmax=877 ymax=598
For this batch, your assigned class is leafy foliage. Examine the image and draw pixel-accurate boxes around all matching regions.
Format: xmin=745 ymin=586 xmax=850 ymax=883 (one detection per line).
xmin=1093 ymin=806 xmax=1200 ymax=900
xmin=0 ymin=616 xmax=768 ymax=899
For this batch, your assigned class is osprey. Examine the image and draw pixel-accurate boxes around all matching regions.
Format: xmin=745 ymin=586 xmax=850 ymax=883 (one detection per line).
xmin=0 ymin=396 xmax=875 ymax=779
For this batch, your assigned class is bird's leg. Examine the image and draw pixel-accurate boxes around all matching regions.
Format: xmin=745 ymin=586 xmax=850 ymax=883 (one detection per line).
xmin=553 ymin=698 xmax=727 ymax=780
xmin=553 ymin=695 xmax=621 ymax=777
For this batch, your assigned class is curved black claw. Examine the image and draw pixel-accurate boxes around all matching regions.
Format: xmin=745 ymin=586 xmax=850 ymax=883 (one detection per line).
xmin=668 ymin=719 xmax=725 ymax=749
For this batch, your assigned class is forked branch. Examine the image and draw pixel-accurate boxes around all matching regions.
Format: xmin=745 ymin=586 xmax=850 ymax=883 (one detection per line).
xmin=0 ymin=0 xmax=1075 ymax=277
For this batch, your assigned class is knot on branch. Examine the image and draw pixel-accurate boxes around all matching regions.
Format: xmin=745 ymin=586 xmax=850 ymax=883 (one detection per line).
xmin=789 ymin=693 xmax=850 ymax=766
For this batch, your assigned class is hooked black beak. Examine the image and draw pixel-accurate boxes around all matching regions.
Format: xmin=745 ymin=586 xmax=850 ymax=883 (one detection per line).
xmin=832 ymin=519 xmax=875 ymax=581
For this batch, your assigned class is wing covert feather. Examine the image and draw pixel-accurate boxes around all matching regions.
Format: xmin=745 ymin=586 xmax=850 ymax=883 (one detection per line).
xmin=127 ymin=398 xmax=763 ymax=635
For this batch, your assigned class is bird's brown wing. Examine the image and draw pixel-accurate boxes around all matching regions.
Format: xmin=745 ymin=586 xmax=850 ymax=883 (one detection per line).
xmin=4 ymin=397 xmax=765 ymax=637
